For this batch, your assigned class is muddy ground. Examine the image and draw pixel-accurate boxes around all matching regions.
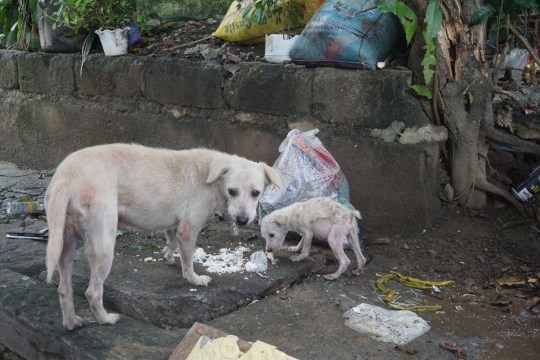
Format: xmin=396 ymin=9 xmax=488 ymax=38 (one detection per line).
xmin=1 ymin=156 xmax=540 ymax=359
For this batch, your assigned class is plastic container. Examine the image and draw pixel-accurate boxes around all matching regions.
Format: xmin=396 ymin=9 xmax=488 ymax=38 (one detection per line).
xmin=512 ymin=166 xmax=540 ymax=201
xmin=95 ymin=27 xmax=130 ymax=56
xmin=7 ymin=202 xmax=46 ymax=215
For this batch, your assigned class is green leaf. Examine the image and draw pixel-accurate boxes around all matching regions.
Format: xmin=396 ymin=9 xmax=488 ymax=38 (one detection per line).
xmin=421 ymin=41 xmax=436 ymax=85
xmin=378 ymin=0 xmax=417 ymax=45
xmin=411 ymin=85 xmax=433 ymax=99
xmin=470 ymin=4 xmax=496 ymax=26
xmin=501 ymin=220 xmax=529 ymax=230
xmin=79 ymin=31 xmax=94 ymax=77
xmin=423 ymin=0 xmax=442 ymax=42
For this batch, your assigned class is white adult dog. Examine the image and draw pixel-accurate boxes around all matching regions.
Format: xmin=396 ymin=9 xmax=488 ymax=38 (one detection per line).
xmin=261 ymin=197 xmax=366 ymax=281
xmin=45 ymin=143 xmax=283 ymax=330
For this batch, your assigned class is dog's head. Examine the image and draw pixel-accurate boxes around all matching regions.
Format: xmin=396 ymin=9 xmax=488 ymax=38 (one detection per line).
xmin=260 ymin=213 xmax=288 ymax=252
xmin=207 ymin=157 xmax=282 ymax=226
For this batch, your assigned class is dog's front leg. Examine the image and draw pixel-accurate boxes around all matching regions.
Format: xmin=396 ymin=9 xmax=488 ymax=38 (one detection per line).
xmin=284 ymin=237 xmax=303 ymax=252
xmin=290 ymin=230 xmax=312 ymax=262
xmin=176 ymin=220 xmax=211 ymax=286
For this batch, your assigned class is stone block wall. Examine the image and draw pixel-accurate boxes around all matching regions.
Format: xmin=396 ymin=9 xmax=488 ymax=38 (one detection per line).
xmin=0 ymin=50 xmax=443 ymax=234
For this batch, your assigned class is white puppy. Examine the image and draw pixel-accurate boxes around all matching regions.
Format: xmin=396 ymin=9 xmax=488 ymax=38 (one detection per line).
xmin=45 ymin=143 xmax=282 ymax=330
xmin=261 ymin=197 xmax=366 ymax=280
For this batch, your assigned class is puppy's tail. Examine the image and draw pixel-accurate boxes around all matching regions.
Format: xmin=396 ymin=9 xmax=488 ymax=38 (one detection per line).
xmin=45 ymin=183 xmax=70 ymax=284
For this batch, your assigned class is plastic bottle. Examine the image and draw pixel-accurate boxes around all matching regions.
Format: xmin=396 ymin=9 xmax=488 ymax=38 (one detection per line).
xmin=6 ymin=202 xmax=46 ymax=215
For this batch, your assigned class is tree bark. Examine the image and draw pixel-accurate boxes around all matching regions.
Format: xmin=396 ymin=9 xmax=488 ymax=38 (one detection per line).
xmin=404 ymin=0 xmax=529 ymax=214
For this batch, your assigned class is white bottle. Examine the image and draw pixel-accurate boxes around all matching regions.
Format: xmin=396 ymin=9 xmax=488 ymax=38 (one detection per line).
xmin=7 ymin=202 xmax=45 ymax=215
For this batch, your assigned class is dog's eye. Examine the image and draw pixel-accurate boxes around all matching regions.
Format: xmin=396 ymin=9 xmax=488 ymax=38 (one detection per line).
xmin=228 ymin=188 xmax=238 ymax=197
xmin=269 ymin=233 xmax=274 ymax=238
xmin=251 ymin=190 xmax=260 ymax=198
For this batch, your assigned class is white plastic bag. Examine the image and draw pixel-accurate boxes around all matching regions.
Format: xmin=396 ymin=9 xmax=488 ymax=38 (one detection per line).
xmin=343 ymin=303 xmax=430 ymax=345
xmin=259 ymin=128 xmax=352 ymax=217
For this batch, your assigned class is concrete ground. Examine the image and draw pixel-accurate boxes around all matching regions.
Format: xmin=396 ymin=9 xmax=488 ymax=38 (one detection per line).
xmin=1 ymin=161 xmax=539 ymax=359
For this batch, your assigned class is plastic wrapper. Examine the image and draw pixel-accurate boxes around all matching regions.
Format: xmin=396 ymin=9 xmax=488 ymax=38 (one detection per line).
xmin=289 ymin=0 xmax=404 ymax=69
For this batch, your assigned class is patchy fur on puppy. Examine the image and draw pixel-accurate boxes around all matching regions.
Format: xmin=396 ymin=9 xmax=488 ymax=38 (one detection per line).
xmin=261 ymin=197 xmax=366 ymax=280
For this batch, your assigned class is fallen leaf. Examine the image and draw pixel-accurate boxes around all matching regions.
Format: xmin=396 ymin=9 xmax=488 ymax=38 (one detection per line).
xmin=495 ymin=276 xmax=526 ymax=286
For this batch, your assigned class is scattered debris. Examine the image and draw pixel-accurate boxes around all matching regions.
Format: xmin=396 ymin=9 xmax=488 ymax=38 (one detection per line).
xmin=494 ymin=276 xmax=526 ymax=287
xmin=375 ymin=271 xmax=454 ymax=312
xmin=439 ymin=340 xmax=468 ymax=360
xmin=245 ymin=251 xmax=268 ymax=273
xmin=343 ymin=303 xmax=430 ymax=345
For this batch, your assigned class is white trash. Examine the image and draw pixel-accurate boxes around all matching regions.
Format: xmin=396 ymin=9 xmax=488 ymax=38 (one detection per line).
xmin=343 ymin=303 xmax=430 ymax=345
xmin=245 ymin=251 xmax=268 ymax=272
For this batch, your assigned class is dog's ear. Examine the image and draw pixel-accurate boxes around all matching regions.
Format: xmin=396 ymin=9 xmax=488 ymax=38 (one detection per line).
xmin=261 ymin=163 xmax=283 ymax=190
xmin=207 ymin=159 xmax=229 ymax=184
xmin=273 ymin=214 xmax=286 ymax=227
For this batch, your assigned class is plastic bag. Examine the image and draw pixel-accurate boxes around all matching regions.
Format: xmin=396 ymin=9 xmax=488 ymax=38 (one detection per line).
xmin=289 ymin=0 xmax=404 ymax=69
xmin=259 ymin=129 xmax=363 ymax=248
xmin=212 ymin=0 xmax=325 ymax=45
xmin=500 ymin=48 xmax=530 ymax=71
xmin=260 ymin=127 xmax=354 ymax=206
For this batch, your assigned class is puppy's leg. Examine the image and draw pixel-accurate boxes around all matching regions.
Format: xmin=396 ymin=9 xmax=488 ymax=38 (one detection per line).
xmin=324 ymin=228 xmax=351 ymax=281
xmin=290 ymin=231 xmax=312 ymax=262
xmin=284 ymin=237 xmax=303 ymax=252
xmin=84 ymin=215 xmax=120 ymax=325
xmin=163 ymin=228 xmax=179 ymax=265
xmin=57 ymin=228 xmax=83 ymax=330
xmin=347 ymin=228 xmax=367 ymax=275
xmin=176 ymin=219 xmax=211 ymax=286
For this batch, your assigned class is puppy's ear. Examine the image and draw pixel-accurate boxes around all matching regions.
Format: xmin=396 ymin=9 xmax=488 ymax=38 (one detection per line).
xmin=273 ymin=214 xmax=286 ymax=227
xmin=261 ymin=163 xmax=283 ymax=190
xmin=207 ymin=159 xmax=230 ymax=184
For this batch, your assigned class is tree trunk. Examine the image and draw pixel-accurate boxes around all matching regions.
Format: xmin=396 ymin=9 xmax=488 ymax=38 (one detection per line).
xmin=405 ymin=0 xmax=530 ymax=214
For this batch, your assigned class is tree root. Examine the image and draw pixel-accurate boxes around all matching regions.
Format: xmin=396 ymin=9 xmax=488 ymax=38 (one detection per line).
xmin=474 ymin=176 xmax=527 ymax=217
xmin=486 ymin=127 xmax=540 ymax=156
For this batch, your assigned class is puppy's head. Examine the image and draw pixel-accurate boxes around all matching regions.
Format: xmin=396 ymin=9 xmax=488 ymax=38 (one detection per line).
xmin=260 ymin=213 xmax=288 ymax=252
xmin=207 ymin=157 xmax=282 ymax=226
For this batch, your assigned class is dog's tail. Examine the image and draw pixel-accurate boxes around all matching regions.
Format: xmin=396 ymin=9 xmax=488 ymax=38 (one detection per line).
xmin=45 ymin=183 xmax=70 ymax=284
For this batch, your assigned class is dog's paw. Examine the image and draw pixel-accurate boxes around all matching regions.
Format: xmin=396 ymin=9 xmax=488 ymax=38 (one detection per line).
xmin=352 ymin=268 xmax=363 ymax=276
xmin=289 ymin=255 xmax=305 ymax=262
xmin=324 ymin=273 xmax=339 ymax=281
xmin=162 ymin=247 xmax=177 ymax=265
xmin=189 ymin=274 xmax=212 ymax=286
xmin=99 ymin=313 xmax=120 ymax=325
xmin=63 ymin=315 xmax=84 ymax=330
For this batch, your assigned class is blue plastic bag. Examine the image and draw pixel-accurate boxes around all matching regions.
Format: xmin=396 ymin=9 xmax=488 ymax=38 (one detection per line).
xmin=290 ymin=0 xmax=404 ymax=69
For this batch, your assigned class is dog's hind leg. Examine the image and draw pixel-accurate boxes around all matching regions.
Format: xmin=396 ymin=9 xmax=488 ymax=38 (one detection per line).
xmin=347 ymin=228 xmax=367 ymax=276
xmin=57 ymin=228 xmax=83 ymax=330
xmin=163 ymin=228 xmax=179 ymax=265
xmin=83 ymin=216 xmax=120 ymax=325
xmin=176 ymin=220 xmax=211 ymax=286
xmin=324 ymin=228 xmax=351 ymax=281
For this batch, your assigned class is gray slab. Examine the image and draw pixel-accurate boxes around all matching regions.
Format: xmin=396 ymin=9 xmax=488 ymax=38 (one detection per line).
xmin=42 ymin=221 xmax=320 ymax=329
xmin=0 ymin=268 xmax=186 ymax=360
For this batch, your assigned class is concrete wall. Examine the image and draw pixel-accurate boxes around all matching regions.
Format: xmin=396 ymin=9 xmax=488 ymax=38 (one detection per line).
xmin=0 ymin=50 xmax=443 ymax=234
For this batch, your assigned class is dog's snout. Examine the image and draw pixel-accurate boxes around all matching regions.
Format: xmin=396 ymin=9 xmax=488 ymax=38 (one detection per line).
xmin=236 ymin=216 xmax=249 ymax=226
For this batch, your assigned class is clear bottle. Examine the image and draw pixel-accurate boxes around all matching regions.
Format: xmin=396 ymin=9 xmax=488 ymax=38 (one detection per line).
xmin=6 ymin=201 xmax=45 ymax=215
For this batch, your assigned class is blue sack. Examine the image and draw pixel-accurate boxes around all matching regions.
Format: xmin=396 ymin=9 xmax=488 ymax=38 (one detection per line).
xmin=290 ymin=0 xmax=404 ymax=69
